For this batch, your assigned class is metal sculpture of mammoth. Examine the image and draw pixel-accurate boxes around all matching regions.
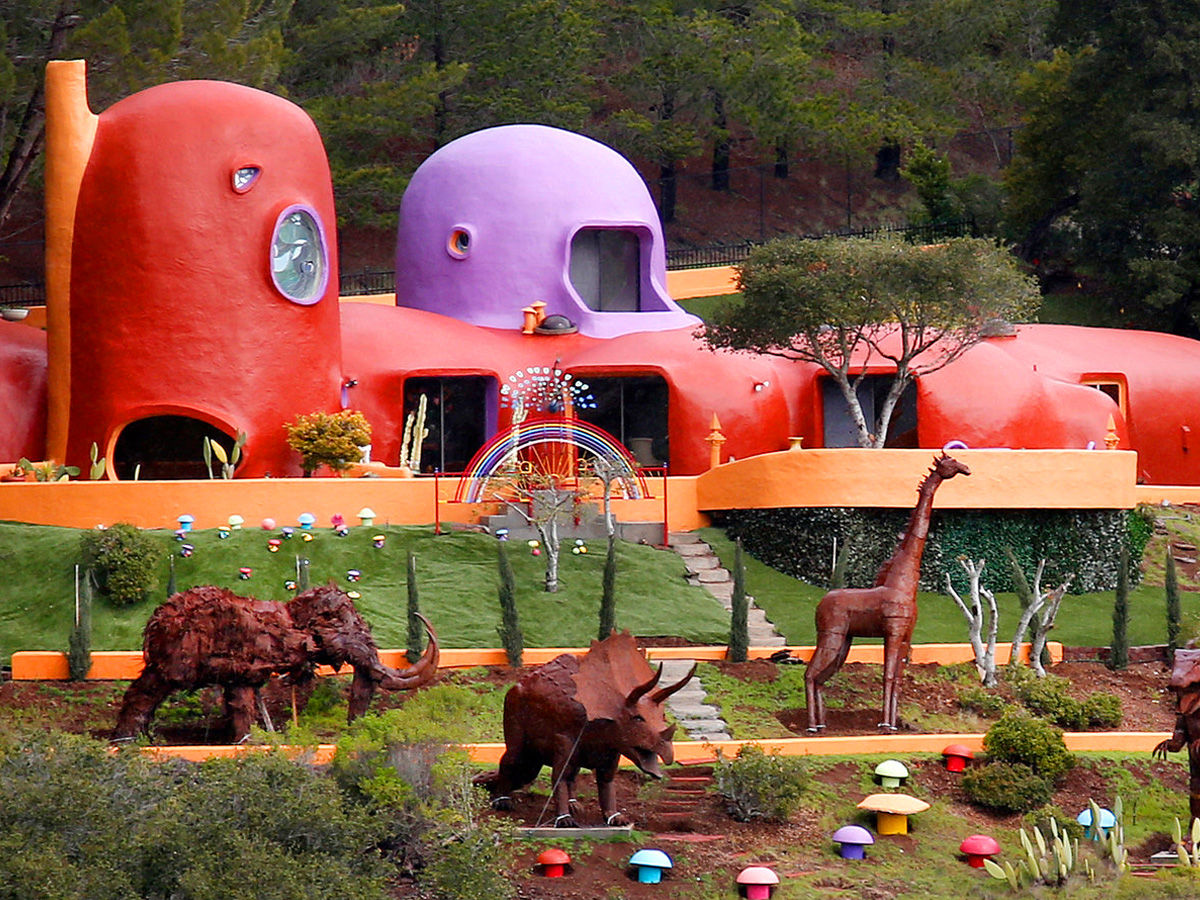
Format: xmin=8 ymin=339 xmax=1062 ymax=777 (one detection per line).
xmin=114 ymin=583 xmax=438 ymax=741
xmin=1154 ymin=647 xmax=1200 ymax=823
xmin=477 ymin=631 xmax=694 ymax=827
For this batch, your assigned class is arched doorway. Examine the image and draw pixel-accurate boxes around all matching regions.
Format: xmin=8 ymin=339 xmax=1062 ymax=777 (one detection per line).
xmin=112 ymin=416 xmax=236 ymax=480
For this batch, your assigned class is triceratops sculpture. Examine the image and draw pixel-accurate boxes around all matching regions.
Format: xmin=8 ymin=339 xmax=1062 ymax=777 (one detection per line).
xmin=114 ymin=583 xmax=438 ymax=741
xmin=1154 ymin=647 xmax=1200 ymax=823
xmin=478 ymin=631 xmax=694 ymax=827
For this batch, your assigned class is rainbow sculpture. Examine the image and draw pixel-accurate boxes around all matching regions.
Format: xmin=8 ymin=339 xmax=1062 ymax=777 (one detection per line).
xmin=455 ymin=419 xmax=649 ymax=503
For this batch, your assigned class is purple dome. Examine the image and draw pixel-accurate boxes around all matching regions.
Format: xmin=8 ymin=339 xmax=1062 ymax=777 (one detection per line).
xmin=395 ymin=125 xmax=699 ymax=339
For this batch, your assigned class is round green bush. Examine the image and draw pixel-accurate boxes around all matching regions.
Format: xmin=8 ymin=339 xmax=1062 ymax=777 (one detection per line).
xmin=983 ymin=711 xmax=1074 ymax=783
xmin=962 ymin=761 xmax=1053 ymax=813
xmin=79 ymin=523 xmax=165 ymax=606
xmin=1081 ymin=692 xmax=1124 ymax=729
xmin=1015 ymin=676 xmax=1086 ymax=730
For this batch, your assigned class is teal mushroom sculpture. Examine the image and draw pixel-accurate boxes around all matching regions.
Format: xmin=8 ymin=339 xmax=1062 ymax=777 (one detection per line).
xmin=629 ymin=848 xmax=673 ymax=884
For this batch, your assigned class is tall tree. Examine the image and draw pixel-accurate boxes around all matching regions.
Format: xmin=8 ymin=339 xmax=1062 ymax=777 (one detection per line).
xmin=1006 ymin=0 xmax=1200 ymax=335
xmin=704 ymin=235 xmax=1039 ymax=447
xmin=0 ymin=1 xmax=291 ymax=230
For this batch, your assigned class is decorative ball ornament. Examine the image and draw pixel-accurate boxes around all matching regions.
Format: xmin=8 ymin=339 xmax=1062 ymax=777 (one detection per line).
xmin=217 ymin=526 xmax=231 ymax=540
xmin=174 ymin=529 xmax=187 ymax=541
xmin=347 ymin=569 xmax=362 ymax=583
xmin=532 ymin=547 xmax=542 ymax=556
xmin=285 ymin=580 xmax=297 ymax=591
xmin=261 ymin=518 xmax=276 ymax=530
xmin=302 ymin=532 xmax=314 ymax=542
xmin=267 ymin=539 xmax=282 ymax=552
xmin=528 ymin=539 xmax=540 ymax=548
xmin=347 ymin=590 xmax=361 ymax=600
xmin=238 ymin=567 xmax=253 ymax=580
xmin=180 ymin=544 xmax=195 ymax=558
xmin=335 ymin=525 xmax=350 ymax=537
xmin=281 ymin=527 xmax=294 ymax=539
xmin=372 ymin=534 xmax=386 ymax=548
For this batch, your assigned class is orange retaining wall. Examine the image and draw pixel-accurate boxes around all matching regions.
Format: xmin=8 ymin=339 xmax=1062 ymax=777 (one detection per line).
xmin=0 ymin=474 xmax=707 ymax=533
xmin=665 ymin=266 xmax=738 ymax=300
xmin=12 ymin=642 xmax=1063 ymax=680
xmin=697 ymin=448 xmax=1139 ymax=510
xmin=137 ymin=731 xmax=1169 ymax=766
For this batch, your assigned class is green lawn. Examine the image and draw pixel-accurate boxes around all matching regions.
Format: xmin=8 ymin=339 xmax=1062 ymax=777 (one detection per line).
xmin=0 ymin=522 xmax=730 ymax=663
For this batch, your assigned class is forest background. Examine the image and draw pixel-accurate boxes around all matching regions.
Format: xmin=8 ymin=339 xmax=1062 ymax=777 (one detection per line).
xmin=1 ymin=0 xmax=1197 ymax=336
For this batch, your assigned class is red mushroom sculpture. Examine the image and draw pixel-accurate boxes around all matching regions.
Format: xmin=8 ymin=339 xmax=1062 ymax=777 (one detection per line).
xmin=536 ymin=847 xmax=571 ymax=877
xmin=959 ymin=834 xmax=1001 ymax=868
xmin=942 ymin=743 xmax=975 ymax=772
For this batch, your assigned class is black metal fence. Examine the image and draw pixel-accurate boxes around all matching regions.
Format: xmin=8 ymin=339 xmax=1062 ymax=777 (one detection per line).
xmin=0 ymin=220 xmax=978 ymax=305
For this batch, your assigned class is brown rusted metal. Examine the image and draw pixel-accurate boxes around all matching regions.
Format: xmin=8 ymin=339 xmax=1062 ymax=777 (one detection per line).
xmin=113 ymin=583 xmax=438 ymax=741
xmin=1154 ymin=647 xmax=1200 ymax=822
xmin=478 ymin=631 xmax=687 ymax=827
xmin=805 ymin=453 xmax=970 ymax=732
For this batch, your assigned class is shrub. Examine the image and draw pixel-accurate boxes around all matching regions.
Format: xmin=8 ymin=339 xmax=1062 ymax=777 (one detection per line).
xmin=284 ymin=410 xmax=371 ymax=476
xmin=958 ymin=685 xmax=1008 ymax=717
xmin=715 ymin=743 xmax=810 ymax=822
xmin=723 ymin=507 xmax=1145 ymax=593
xmin=983 ymin=712 xmax=1074 ymax=783
xmin=1081 ymin=693 xmax=1124 ymax=729
xmin=962 ymin=761 xmax=1052 ymax=813
xmin=79 ymin=523 xmax=164 ymax=606
xmin=495 ymin=542 xmax=522 ymax=667
xmin=1012 ymin=675 xmax=1086 ymax=730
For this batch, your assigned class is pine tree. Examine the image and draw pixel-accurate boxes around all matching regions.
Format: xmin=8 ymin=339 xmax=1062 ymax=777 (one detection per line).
xmin=406 ymin=550 xmax=423 ymax=664
xmin=598 ymin=534 xmax=617 ymax=641
xmin=1167 ymin=546 xmax=1182 ymax=665
xmin=728 ymin=538 xmax=749 ymax=662
xmin=496 ymin=542 xmax=523 ymax=667
xmin=1110 ymin=545 xmax=1130 ymax=670
xmin=166 ymin=554 xmax=176 ymax=599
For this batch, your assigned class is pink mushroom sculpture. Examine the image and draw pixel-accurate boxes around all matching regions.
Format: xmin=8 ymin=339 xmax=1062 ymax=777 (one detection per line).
xmin=959 ymin=834 xmax=1001 ymax=868
xmin=736 ymin=865 xmax=780 ymax=898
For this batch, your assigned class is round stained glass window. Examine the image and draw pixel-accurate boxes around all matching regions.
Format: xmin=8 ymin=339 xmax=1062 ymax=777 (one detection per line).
xmin=270 ymin=206 xmax=328 ymax=304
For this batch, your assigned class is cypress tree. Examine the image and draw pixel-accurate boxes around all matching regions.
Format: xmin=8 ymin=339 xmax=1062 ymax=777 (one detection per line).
xmin=496 ymin=542 xmax=523 ymax=667
xmin=406 ymin=551 xmax=423 ymax=664
xmin=728 ymin=538 xmax=749 ymax=662
xmin=1110 ymin=544 xmax=1130 ymax=670
xmin=1167 ymin=546 xmax=1182 ymax=665
xmin=598 ymin=535 xmax=617 ymax=641
xmin=298 ymin=556 xmax=310 ymax=592
xmin=166 ymin=554 xmax=177 ymax=599
xmin=68 ymin=567 xmax=93 ymax=682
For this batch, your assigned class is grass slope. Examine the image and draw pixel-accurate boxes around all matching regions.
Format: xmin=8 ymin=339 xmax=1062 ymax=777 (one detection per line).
xmin=0 ymin=522 xmax=730 ymax=663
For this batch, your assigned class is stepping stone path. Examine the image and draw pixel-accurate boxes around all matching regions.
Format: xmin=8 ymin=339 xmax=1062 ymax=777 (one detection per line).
xmin=657 ymin=533 xmax=788 ymax=742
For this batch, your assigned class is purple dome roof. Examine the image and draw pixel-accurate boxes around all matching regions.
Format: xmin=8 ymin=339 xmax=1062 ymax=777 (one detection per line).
xmin=395 ymin=124 xmax=699 ymax=339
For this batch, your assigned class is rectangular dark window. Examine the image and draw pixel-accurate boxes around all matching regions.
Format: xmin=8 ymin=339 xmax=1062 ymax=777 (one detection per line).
xmin=575 ymin=375 xmax=668 ymax=466
xmin=821 ymin=376 xmax=918 ymax=448
xmin=569 ymin=228 xmax=641 ymax=311
xmin=403 ymin=376 xmax=494 ymax=473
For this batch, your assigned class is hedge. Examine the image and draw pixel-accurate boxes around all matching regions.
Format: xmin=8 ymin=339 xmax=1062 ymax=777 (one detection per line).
xmin=720 ymin=507 xmax=1151 ymax=593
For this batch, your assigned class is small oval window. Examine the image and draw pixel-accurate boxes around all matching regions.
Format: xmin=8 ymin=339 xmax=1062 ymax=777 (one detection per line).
xmin=270 ymin=206 xmax=328 ymax=304
xmin=446 ymin=225 xmax=473 ymax=259
xmin=232 ymin=165 xmax=261 ymax=193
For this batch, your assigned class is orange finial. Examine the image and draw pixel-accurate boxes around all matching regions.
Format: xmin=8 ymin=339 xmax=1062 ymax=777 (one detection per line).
xmin=531 ymin=300 xmax=547 ymax=324
xmin=705 ymin=413 xmax=726 ymax=469
xmin=1104 ymin=414 xmax=1120 ymax=450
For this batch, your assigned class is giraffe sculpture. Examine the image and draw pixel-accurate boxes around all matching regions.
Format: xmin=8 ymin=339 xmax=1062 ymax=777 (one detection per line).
xmin=805 ymin=453 xmax=971 ymax=732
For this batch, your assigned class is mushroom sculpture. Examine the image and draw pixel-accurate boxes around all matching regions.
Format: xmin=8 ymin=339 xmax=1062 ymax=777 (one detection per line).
xmin=1077 ymin=807 xmax=1116 ymax=839
xmin=228 ymin=514 xmax=245 ymax=530
xmin=358 ymin=507 xmax=377 ymax=527
xmin=959 ymin=834 xmax=1001 ymax=868
xmin=857 ymin=794 xmax=930 ymax=835
xmin=832 ymin=824 xmax=875 ymax=859
xmin=629 ymin=848 xmax=673 ymax=884
xmin=942 ymin=743 xmax=974 ymax=772
xmin=298 ymin=512 xmax=316 ymax=530
xmin=177 ymin=514 xmax=194 ymax=532
xmin=735 ymin=865 xmax=780 ymax=898
xmin=873 ymin=759 xmax=910 ymax=788
xmin=536 ymin=848 xmax=571 ymax=878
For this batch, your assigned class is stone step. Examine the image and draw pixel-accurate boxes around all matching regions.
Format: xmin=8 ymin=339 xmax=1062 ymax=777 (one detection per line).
xmin=684 ymin=555 xmax=722 ymax=571
xmin=668 ymin=531 xmax=704 ymax=545
xmin=674 ymin=542 xmax=714 ymax=558
xmin=695 ymin=569 xmax=732 ymax=584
